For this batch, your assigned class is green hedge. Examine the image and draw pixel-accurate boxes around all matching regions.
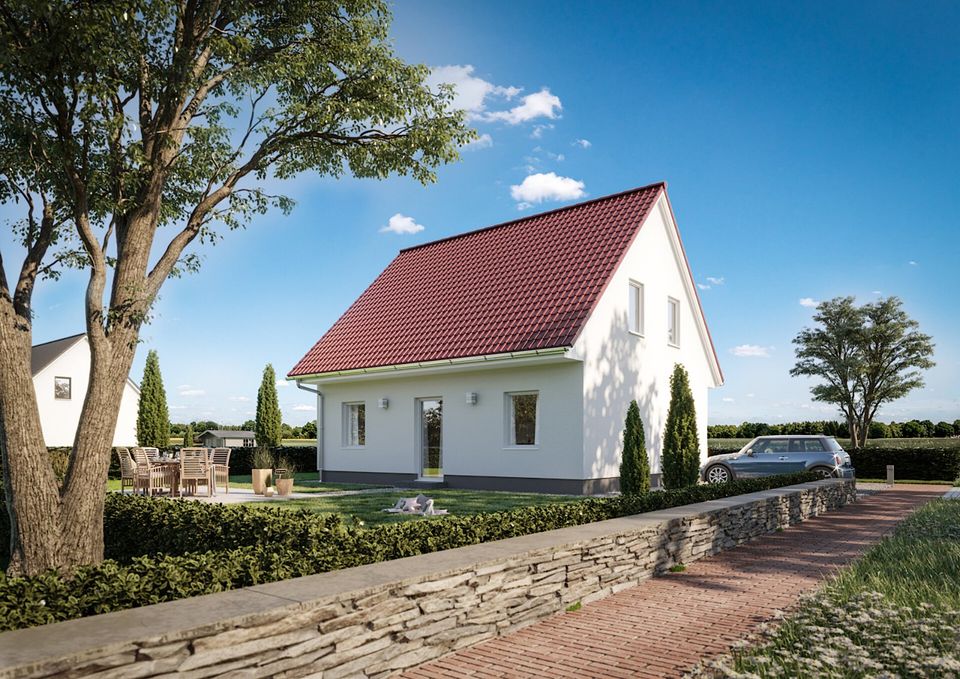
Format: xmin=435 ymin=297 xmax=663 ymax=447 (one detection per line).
xmin=848 ymin=448 xmax=960 ymax=481
xmin=0 ymin=472 xmax=819 ymax=632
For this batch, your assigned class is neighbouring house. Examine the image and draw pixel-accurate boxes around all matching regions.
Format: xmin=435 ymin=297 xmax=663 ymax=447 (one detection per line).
xmin=289 ymin=183 xmax=724 ymax=493
xmin=32 ymin=333 xmax=140 ymax=447
xmin=197 ymin=430 xmax=256 ymax=448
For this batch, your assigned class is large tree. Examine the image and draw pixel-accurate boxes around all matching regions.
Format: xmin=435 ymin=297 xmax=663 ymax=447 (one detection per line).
xmin=255 ymin=364 xmax=282 ymax=449
xmin=791 ymin=297 xmax=934 ymax=449
xmin=135 ymin=349 xmax=170 ymax=448
xmin=0 ymin=0 xmax=470 ymax=575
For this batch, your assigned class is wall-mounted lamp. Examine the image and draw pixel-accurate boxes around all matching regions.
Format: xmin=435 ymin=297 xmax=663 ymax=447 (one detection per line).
xmin=378 ymin=397 xmax=389 ymax=409
xmin=465 ymin=392 xmax=478 ymax=406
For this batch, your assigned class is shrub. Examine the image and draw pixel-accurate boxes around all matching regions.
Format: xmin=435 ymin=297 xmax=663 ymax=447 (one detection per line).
xmin=136 ymin=350 xmax=170 ymax=449
xmin=255 ymin=364 xmax=282 ymax=449
xmin=0 ymin=472 xmax=820 ymax=631
xmin=848 ymin=447 xmax=960 ymax=481
xmin=662 ymin=364 xmax=700 ymax=489
xmin=251 ymin=446 xmax=275 ymax=471
xmin=619 ymin=400 xmax=649 ymax=494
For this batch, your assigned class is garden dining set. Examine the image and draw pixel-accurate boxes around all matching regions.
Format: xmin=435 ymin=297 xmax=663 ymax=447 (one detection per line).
xmin=116 ymin=447 xmax=231 ymax=497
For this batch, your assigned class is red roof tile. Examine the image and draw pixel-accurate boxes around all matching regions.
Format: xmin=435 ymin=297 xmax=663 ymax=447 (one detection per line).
xmin=289 ymin=183 xmax=666 ymax=377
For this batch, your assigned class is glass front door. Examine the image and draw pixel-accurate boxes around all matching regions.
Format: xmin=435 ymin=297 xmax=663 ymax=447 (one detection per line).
xmin=419 ymin=398 xmax=443 ymax=478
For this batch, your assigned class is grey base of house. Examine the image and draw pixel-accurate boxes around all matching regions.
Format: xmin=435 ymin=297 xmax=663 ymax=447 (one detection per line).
xmin=322 ymin=470 xmax=662 ymax=495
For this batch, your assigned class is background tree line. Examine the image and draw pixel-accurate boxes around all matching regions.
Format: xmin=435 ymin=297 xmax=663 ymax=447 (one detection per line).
xmin=169 ymin=420 xmax=317 ymax=440
xmin=708 ymin=418 xmax=960 ymax=439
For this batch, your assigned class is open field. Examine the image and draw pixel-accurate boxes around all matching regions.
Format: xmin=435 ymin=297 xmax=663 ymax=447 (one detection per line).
xmin=708 ymin=437 xmax=960 ymax=452
xmin=246 ymin=488 xmax=581 ymax=526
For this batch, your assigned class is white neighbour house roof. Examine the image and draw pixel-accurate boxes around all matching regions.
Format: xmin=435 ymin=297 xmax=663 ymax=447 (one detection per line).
xmin=198 ymin=430 xmax=256 ymax=439
xmin=31 ymin=333 xmax=141 ymax=393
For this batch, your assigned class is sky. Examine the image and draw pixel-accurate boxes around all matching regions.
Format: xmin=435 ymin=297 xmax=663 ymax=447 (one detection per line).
xmin=9 ymin=1 xmax=960 ymax=426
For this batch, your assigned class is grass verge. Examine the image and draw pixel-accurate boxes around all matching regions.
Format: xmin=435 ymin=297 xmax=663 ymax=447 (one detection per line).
xmin=691 ymin=499 xmax=960 ymax=678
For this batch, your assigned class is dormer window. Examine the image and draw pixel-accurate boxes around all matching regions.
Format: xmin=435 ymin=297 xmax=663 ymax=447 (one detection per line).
xmin=54 ymin=376 xmax=72 ymax=400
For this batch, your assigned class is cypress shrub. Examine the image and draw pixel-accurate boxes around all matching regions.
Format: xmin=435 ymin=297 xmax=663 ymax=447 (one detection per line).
xmin=136 ymin=350 xmax=170 ymax=448
xmin=182 ymin=423 xmax=195 ymax=447
xmin=619 ymin=400 xmax=650 ymax=494
xmin=662 ymin=364 xmax=701 ymax=489
xmin=256 ymin=364 xmax=282 ymax=449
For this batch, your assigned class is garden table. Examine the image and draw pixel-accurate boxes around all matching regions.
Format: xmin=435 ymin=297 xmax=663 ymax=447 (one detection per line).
xmin=155 ymin=459 xmax=182 ymax=497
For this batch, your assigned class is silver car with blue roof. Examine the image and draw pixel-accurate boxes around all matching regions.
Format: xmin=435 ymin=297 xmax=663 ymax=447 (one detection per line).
xmin=701 ymin=435 xmax=855 ymax=484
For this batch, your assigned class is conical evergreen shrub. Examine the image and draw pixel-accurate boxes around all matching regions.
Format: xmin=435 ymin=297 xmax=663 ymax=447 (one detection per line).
xmin=619 ymin=400 xmax=650 ymax=494
xmin=661 ymin=363 xmax=701 ymax=489
xmin=182 ymin=423 xmax=195 ymax=447
xmin=256 ymin=364 xmax=282 ymax=449
xmin=136 ymin=350 xmax=170 ymax=448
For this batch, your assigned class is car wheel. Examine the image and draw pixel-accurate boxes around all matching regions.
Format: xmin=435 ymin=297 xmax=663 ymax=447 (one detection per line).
xmin=705 ymin=465 xmax=731 ymax=484
xmin=810 ymin=466 xmax=834 ymax=479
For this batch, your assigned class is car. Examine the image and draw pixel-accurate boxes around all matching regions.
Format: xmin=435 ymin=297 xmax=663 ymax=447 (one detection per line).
xmin=701 ymin=435 xmax=855 ymax=484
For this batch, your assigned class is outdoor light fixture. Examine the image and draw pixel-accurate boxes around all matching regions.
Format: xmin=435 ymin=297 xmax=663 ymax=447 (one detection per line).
xmin=465 ymin=392 xmax=478 ymax=405
xmin=378 ymin=397 xmax=389 ymax=409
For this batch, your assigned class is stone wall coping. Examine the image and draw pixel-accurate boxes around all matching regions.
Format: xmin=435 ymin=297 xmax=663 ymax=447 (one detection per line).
xmin=0 ymin=479 xmax=848 ymax=673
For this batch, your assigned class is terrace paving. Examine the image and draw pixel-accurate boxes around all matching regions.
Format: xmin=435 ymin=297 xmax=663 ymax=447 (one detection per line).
xmin=402 ymin=484 xmax=947 ymax=679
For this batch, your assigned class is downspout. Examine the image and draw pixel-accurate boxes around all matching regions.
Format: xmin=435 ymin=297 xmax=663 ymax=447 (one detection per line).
xmin=296 ymin=381 xmax=323 ymax=482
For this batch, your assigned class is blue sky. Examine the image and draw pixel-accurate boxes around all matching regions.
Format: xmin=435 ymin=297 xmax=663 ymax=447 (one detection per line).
xmin=13 ymin=1 xmax=960 ymax=426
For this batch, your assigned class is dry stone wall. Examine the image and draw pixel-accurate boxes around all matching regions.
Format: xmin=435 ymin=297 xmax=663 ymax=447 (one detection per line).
xmin=0 ymin=479 xmax=856 ymax=679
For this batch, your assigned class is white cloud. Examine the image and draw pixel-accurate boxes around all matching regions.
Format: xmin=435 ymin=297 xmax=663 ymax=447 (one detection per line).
xmin=872 ymin=290 xmax=883 ymax=295
xmin=291 ymin=404 xmax=315 ymax=412
xmin=462 ymin=133 xmax=493 ymax=150
xmin=426 ymin=65 xmax=520 ymax=117
xmin=531 ymin=123 xmax=554 ymax=139
xmin=909 ymin=260 xmax=918 ymax=266
xmin=546 ymin=151 xmax=565 ymax=162
xmin=746 ymin=393 xmax=755 ymax=398
xmin=799 ymin=297 xmax=819 ymax=308
xmin=722 ymin=397 xmax=735 ymax=403
xmin=170 ymin=405 xmax=188 ymax=410
xmin=275 ymin=379 xmax=290 ymax=388
xmin=731 ymin=344 xmax=772 ymax=358
xmin=228 ymin=396 xmax=250 ymax=402
xmin=485 ymin=88 xmax=562 ymax=125
xmin=697 ymin=283 xmax=711 ymax=290
xmin=573 ymin=138 xmax=591 ymax=148
xmin=178 ymin=385 xmax=205 ymax=397
xmin=706 ymin=276 xmax=725 ymax=286
xmin=380 ymin=213 xmax=425 ymax=235
xmin=510 ymin=172 xmax=585 ymax=207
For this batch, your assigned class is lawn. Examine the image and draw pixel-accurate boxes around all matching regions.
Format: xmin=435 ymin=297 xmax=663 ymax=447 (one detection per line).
xmin=105 ymin=471 xmax=379 ymax=494
xmin=251 ymin=488 xmax=582 ymax=526
xmin=692 ymin=499 xmax=960 ymax=677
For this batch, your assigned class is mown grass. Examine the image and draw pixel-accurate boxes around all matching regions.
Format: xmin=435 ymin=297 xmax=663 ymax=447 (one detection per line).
xmin=256 ymin=488 xmax=582 ymax=527
xmin=691 ymin=500 xmax=960 ymax=678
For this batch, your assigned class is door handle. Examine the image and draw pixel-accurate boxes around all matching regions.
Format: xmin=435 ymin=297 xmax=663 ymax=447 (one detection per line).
xmin=778 ymin=456 xmax=789 ymax=460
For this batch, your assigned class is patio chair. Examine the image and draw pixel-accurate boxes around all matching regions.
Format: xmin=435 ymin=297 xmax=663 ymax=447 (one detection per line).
xmin=116 ymin=448 xmax=136 ymax=495
xmin=143 ymin=446 xmax=161 ymax=462
xmin=130 ymin=447 xmax=172 ymax=496
xmin=180 ymin=448 xmax=211 ymax=497
xmin=210 ymin=447 xmax=231 ymax=494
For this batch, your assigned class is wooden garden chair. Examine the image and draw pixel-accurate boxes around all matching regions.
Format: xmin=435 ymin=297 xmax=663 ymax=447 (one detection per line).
xmin=179 ymin=448 xmax=211 ymax=496
xmin=116 ymin=448 xmax=136 ymax=495
xmin=130 ymin=446 xmax=172 ymax=496
xmin=210 ymin=447 xmax=231 ymax=494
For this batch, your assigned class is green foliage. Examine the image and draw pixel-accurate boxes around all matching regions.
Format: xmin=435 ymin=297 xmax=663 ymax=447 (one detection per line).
xmin=662 ymin=364 xmax=701 ymax=489
xmin=301 ymin=420 xmax=318 ymax=439
xmin=256 ymin=364 xmax=282 ymax=449
xmin=0 ymin=472 xmax=818 ymax=631
xmin=251 ymin=447 xmax=275 ymax=471
xmin=619 ymin=400 xmax=650 ymax=494
xmin=566 ymin=601 xmax=582 ymax=612
xmin=136 ymin=350 xmax=170 ymax=448
xmin=791 ymin=296 xmax=935 ymax=447
xmin=182 ymin=424 xmax=195 ymax=448
xmin=848 ymin=448 xmax=960 ymax=481
xmin=668 ymin=563 xmax=686 ymax=573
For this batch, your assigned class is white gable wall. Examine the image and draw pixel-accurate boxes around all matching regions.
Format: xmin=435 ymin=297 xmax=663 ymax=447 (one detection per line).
xmin=574 ymin=195 xmax=720 ymax=481
xmin=315 ymin=360 xmax=584 ymax=481
xmin=33 ymin=338 xmax=140 ymax=447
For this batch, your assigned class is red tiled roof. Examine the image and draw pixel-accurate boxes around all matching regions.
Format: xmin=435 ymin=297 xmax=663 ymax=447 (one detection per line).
xmin=289 ymin=183 xmax=666 ymax=377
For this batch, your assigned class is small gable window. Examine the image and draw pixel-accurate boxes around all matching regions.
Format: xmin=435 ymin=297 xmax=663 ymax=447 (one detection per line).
xmin=628 ymin=281 xmax=644 ymax=335
xmin=343 ymin=402 xmax=366 ymax=447
xmin=667 ymin=297 xmax=680 ymax=346
xmin=54 ymin=376 xmax=72 ymax=400
xmin=506 ymin=392 xmax=539 ymax=446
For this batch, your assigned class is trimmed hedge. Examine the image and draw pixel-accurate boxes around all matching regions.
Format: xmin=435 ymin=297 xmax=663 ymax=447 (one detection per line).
xmin=0 ymin=472 xmax=818 ymax=632
xmin=848 ymin=448 xmax=960 ymax=481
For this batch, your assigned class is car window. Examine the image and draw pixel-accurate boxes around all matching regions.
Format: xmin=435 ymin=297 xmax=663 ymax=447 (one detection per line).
xmin=755 ymin=439 xmax=789 ymax=454
xmin=790 ymin=439 xmax=826 ymax=452
xmin=823 ymin=438 xmax=844 ymax=452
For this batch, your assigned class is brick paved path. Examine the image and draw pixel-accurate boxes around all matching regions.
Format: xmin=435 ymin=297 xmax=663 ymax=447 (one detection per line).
xmin=402 ymin=485 xmax=947 ymax=679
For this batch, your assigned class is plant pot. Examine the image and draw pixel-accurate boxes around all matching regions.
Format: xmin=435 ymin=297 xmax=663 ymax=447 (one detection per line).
xmin=264 ymin=486 xmax=275 ymax=498
xmin=276 ymin=478 xmax=294 ymax=496
xmin=252 ymin=468 xmax=273 ymax=495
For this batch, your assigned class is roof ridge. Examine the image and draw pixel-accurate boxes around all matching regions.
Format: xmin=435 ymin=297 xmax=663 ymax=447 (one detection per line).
xmin=399 ymin=181 xmax=666 ymax=254
xmin=31 ymin=332 xmax=85 ymax=349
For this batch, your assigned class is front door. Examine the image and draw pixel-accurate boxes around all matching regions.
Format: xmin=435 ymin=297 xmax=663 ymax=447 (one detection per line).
xmin=419 ymin=398 xmax=443 ymax=478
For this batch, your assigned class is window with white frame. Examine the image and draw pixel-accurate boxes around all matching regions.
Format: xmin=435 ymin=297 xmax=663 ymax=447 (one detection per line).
xmin=628 ymin=281 xmax=644 ymax=335
xmin=667 ymin=297 xmax=680 ymax=346
xmin=506 ymin=392 xmax=539 ymax=446
xmin=343 ymin=402 xmax=366 ymax=447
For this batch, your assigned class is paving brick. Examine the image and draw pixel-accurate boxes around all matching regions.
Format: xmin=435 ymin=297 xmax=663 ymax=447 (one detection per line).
xmin=400 ymin=486 xmax=944 ymax=679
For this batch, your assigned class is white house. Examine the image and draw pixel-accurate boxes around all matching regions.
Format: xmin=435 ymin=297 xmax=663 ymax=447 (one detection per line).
xmin=32 ymin=333 xmax=140 ymax=447
xmin=289 ymin=183 xmax=723 ymax=493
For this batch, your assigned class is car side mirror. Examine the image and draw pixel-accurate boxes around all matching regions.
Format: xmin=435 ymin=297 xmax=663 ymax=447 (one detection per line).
xmin=745 ymin=448 xmax=755 ymax=457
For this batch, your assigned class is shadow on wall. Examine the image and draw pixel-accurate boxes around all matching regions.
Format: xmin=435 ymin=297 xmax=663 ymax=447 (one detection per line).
xmin=582 ymin=312 xmax=662 ymax=483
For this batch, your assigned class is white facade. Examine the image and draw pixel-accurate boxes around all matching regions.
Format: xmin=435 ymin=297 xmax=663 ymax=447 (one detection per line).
xmin=300 ymin=194 xmax=722 ymax=493
xmin=32 ymin=337 xmax=140 ymax=447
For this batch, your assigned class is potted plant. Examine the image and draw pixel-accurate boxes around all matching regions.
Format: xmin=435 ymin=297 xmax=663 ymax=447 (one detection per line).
xmin=251 ymin=447 xmax=274 ymax=495
xmin=275 ymin=456 xmax=296 ymax=497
